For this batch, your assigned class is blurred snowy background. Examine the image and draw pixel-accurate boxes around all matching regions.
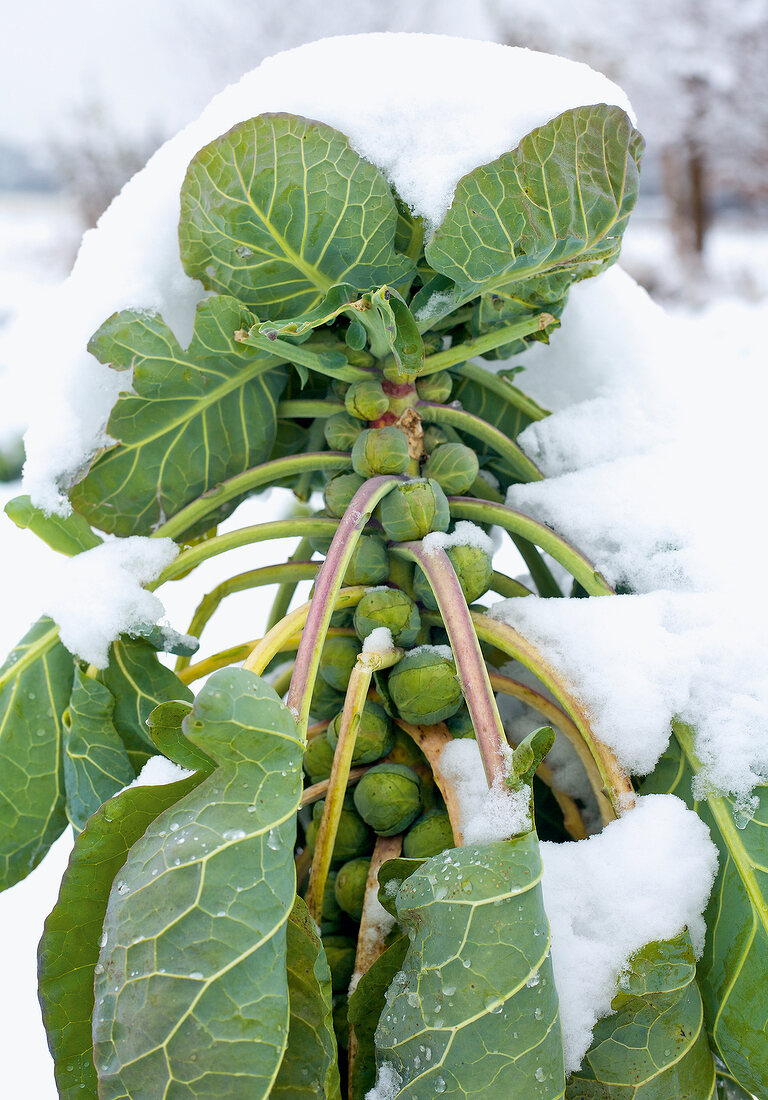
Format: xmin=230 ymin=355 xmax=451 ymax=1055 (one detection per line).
xmin=1 ymin=1 xmax=766 ymax=1095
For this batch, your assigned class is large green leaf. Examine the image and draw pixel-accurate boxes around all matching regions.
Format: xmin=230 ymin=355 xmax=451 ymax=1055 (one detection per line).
xmin=179 ymin=113 xmax=414 ymax=318
xmin=373 ymin=833 xmax=566 ymax=1097
xmin=425 ymin=105 xmax=643 ymax=302
xmin=348 ymin=936 xmax=409 ymax=1100
xmin=92 ymin=667 xmax=303 ymax=1098
xmin=63 ymin=669 xmax=135 ymax=831
xmin=97 ymin=636 xmax=193 ymax=768
xmin=0 ymin=617 xmax=73 ymax=890
xmin=70 ymin=294 xmax=287 ymax=536
xmin=565 ymin=932 xmax=716 ymax=1099
xmin=272 ymin=897 xmax=341 ymax=1099
xmin=38 ymin=772 xmax=202 ymax=1099
xmin=642 ymin=723 xmax=768 ymax=1099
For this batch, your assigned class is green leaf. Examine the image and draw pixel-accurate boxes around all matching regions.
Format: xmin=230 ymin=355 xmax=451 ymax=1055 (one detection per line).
xmin=97 ymin=636 xmax=193 ymax=768
xmin=130 ymin=622 xmax=199 ymax=657
xmin=425 ymin=105 xmax=643 ymax=302
xmin=373 ymin=833 xmax=566 ymax=1097
xmin=642 ymin=722 xmax=768 ymax=1099
xmin=467 ymin=275 xmax=568 ymax=360
xmin=510 ymin=725 xmax=555 ymax=789
xmin=272 ymin=896 xmax=341 ymax=1099
xmin=5 ymin=494 xmax=103 ymax=555
xmin=69 ymin=295 xmax=287 ymax=536
xmin=0 ymin=617 xmax=73 ymax=890
xmin=63 ymin=669 xmax=135 ymax=831
xmin=258 ymin=282 xmax=361 ymax=338
xmin=348 ymin=936 xmax=409 ymax=1100
xmin=371 ymin=286 xmax=425 ymax=377
xmin=38 ymin=772 xmax=202 ymax=1100
xmin=92 ymin=667 xmax=303 ymax=1098
xmin=376 ymin=856 xmax=425 ymax=918
xmin=565 ymin=931 xmax=717 ymax=1099
xmin=179 ymin=113 xmax=414 ymax=318
xmin=146 ymin=700 xmax=215 ymax=774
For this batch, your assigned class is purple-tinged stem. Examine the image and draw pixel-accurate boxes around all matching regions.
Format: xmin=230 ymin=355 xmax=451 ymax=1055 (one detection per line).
xmin=394 ymin=541 xmax=508 ymax=788
xmin=286 ymin=475 xmax=404 ymax=736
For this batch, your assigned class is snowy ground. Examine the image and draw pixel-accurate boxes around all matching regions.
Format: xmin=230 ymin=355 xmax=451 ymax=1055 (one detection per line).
xmin=1 ymin=183 xmax=767 ymax=1093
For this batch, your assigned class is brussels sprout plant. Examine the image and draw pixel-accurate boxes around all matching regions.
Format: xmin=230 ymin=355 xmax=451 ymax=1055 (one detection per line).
xmin=0 ymin=47 xmax=757 ymax=1100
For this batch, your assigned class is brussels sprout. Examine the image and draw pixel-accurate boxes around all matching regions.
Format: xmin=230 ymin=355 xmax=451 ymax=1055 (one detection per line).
xmin=422 ymin=443 xmax=479 ymax=496
xmin=345 ymin=379 xmax=389 ymax=421
xmin=303 ymin=733 xmax=336 ymax=783
xmin=351 ymin=427 xmax=410 ymax=478
xmin=445 ymin=704 xmax=475 ymax=739
xmin=323 ymin=934 xmax=357 ymax=993
xmin=378 ymin=478 xmax=450 ymax=542
xmin=324 ymin=411 xmax=363 ymax=451
xmin=354 ymin=587 xmax=421 ymax=648
xmin=332 ymin=998 xmax=350 ymax=1050
xmin=334 ymin=856 xmax=371 ymax=920
xmin=323 ymin=870 xmax=343 ymax=925
xmin=414 ymin=543 xmax=493 ymax=609
xmin=330 ymin=607 xmax=355 ymax=629
xmin=324 ymin=471 xmax=365 ymax=518
xmin=327 ymin=700 xmax=394 ymax=764
xmin=310 ymin=676 xmax=346 ymax=720
xmin=319 ymin=636 xmax=360 ymax=692
xmin=403 ymin=809 xmax=455 ymax=859
xmin=422 ymin=424 xmax=450 ymax=454
xmin=343 ymin=534 xmax=389 ymax=586
xmin=353 ymin=763 xmax=423 ymax=836
xmin=304 ymin=818 xmax=318 ymax=855
xmin=313 ymin=796 xmax=374 ymax=862
xmin=387 ymin=648 xmax=462 ymax=725
xmin=416 ymin=371 xmax=453 ymax=403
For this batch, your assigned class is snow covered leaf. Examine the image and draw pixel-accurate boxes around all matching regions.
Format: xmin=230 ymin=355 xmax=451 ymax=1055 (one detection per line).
xmin=372 ymin=833 xmax=565 ymax=1097
xmin=70 ymin=295 xmax=287 ymax=536
xmin=179 ymin=113 xmax=414 ymax=319
xmin=425 ymin=105 xmax=643 ymax=303
xmin=63 ymin=669 xmax=135 ymax=831
xmin=565 ymin=931 xmax=716 ymax=1099
xmin=271 ymin=897 xmax=341 ymax=1099
xmin=642 ymin=723 xmax=768 ymax=1099
xmin=96 ymin=636 xmax=192 ymax=769
xmin=4 ymin=493 xmax=103 ymax=555
xmin=38 ymin=772 xmax=202 ymax=1100
xmin=348 ymin=936 xmax=409 ymax=1100
xmin=92 ymin=667 xmax=303 ymax=1099
xmin=0 ymin=617 xmax=73 ymax=890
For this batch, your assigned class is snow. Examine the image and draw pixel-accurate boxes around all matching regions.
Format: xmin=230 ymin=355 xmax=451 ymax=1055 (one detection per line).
xmin=440 ymin=738 xmax=532 ymax=843
xmin=422 ymin=520 xmax=493 ymax=558
xmin=365 ymin=1063 xmax=403 ymax=1100
xmin=16 ymin=33 xmax=632 ymax=515
xmin=39 ymin=536 xmax=178 ymax=668
xmin=362 ymin=626 xmax=395 ymax=656
xmin=541 ymin=794 xmax=718 ymax=1073
xmin=349 ymin=889 xmax=396 ymax=996
xmin=128 ymin=755 xmax=194 ymax=788
xmin=409 ymin=643 xmax=454 ymax=663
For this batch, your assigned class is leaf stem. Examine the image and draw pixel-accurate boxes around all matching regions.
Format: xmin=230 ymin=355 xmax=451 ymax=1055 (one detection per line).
xmin=490 ymin=571 xmax=533 ymax=598
xmin=418 ymin=313 xmax=557 ymax=371
xmin=151 ymin=453 xmax=350 ymax=542
xmin=277 ymin=400 xmax=345 ymax=419
xmin=451 ymin=360 xmax=551 ymax=421
xmin=418 ymin=401 xmax=543 ymax=483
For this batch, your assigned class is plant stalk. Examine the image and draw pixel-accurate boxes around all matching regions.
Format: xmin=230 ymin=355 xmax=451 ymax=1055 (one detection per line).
xmin=418 ymin=401 xmax=543 ymax=483
xmin=417 ymin=312 xmax=556 ymax=366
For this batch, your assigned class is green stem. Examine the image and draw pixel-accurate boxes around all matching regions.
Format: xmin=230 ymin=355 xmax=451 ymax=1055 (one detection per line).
xmin=451 ymin=360 xmax=550 ymax=421
xmin=511 ymin=536 xmax=563 ymax=598
xmin=151 ymin=517 xmax=338 ymax=587
xmin=449 ymin=498 xmax=613 ymax=597
xmin=490 ymin=571 xmax=532 ymax=599
xmin=418 ymin=401 xmax=543 ymax=483
xmin=244 ymin=589 xmax=367 ymax=679
xmin=242 ymin=332 xmax=374 ymax=383
xmin=151 ymin=454 xmax=350 ymax=543
xmin=418 ymin=313 xmax=556 ymax=374
xmin=176 ymin=562 xmax=318 ymax=672
xmin=277 ymin=400 xmax=345 ymax=419
xmin=265 ymin=537 xmax=315 ymax=633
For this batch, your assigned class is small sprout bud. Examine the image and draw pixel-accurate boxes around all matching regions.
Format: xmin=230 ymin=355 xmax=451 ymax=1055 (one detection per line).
xmin=351 ymin=427 xmax=410 ymax=478
xmin=303 ymin=733 xmax=336 ymax=783
xmin=387 ymin=648 xmax=463 ymax=725
xmin=416 ymin=371 xmax=453 ymax=403
xmin=353 ymin=763 xmax=423 ymax=836
xmin=354 ymin=587 xmax=421 ymax=648
xmin=319 ymin=636 xmax=361 ymax=692
xmin=327 ymin=700 xmax=394 ymax=764
xmin=334 ymin=856 xmax=371 ymax=920
xmin=422 ymin=443 xmax=479 ymax=495
xmin=343 ymin=534 xmax=389 ymax=585
xmin=345 ymin=379 xmax=389 ymax=421
xmin=330 ymin=607 xmax=355 ymax=629
xmin=324 ymin=412 xmax=363 ymax=451
xmin=310 ymin=677 xmax=346 ymax=720
xmin=414 ymin=543 xmax=493 ymax=609
xmin=323 ymin=934 xmax=357 ymax=993
xmin=445 ymin=704 xmax=475 ymax=739
xmin=422 ymin=425 xmax=450 ymax=454
xmin=378 ymin=478 xmax=450 ymax=542
xmin=403 ymin=809 xmax=455 ymax=859
xmin=323 ymin=471 xmax=365 ymax=518
xmin=313 ymin=797 xmax=374 ymax=862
